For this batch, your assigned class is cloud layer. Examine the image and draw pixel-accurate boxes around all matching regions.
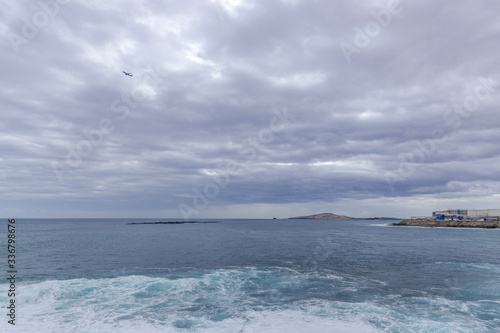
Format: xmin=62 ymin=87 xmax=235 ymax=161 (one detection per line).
xmin=1 ymin=0 xmax=499 ymax=218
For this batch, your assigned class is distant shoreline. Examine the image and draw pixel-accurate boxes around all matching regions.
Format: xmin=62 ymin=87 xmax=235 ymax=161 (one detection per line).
xmin=393 ymin=219 xmax=499 ymax=229
xmin=288 ymin=213 xmax=400 ymax=220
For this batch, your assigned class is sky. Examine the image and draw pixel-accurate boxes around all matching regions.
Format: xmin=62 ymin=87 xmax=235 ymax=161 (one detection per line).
xmin=1 ymin=0 xmax=499 ymax=219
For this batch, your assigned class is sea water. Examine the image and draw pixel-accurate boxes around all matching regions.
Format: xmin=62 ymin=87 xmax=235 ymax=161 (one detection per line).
xmin=0 ymin=218 xmax=499 ymax=332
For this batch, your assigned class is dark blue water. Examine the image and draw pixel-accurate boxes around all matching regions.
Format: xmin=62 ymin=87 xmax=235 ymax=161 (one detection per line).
xmin=1 ymin=218 xmax=499 ymax=332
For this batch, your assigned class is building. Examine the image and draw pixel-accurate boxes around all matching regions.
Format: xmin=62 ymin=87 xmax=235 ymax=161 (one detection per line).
xmin=432 ymin=209 xmax=500 ymax=221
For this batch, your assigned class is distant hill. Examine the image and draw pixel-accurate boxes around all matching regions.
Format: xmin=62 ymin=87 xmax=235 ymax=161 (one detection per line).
xmin=288 ymin=213 xmax=354 ymax=220
xmin=288 ymin=213 xmax=400 ymax=220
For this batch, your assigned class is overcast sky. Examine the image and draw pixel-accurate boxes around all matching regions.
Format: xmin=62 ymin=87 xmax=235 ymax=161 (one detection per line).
xmin=1 ymin=0 xmax=499 ymax=219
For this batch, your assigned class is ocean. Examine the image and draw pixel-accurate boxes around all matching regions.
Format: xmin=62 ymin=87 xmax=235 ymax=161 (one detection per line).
xmin=1 ymin=218 xmax=499 ymax=332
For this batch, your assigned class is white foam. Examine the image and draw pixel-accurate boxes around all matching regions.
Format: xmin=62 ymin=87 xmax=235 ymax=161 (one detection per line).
xmin=1 ymin=270 xmax=380 ymax=332
xmin=2 ymin=267 xmax=497 ymax=332
xmin=369 ymin=223 xmax=392 ymax=227
xmin=235 ymin=309 xmax=381 ymax=333
xmin=7 ymin=280 xmax=383 ymax=333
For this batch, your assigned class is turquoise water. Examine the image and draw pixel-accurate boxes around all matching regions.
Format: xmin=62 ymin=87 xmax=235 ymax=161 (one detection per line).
xmin=1 ymin=218 xmax=499 ymax=332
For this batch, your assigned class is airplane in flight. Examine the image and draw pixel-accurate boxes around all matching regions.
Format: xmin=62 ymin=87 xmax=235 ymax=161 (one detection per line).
xmin=123 ymin=71 xmax=133 ymax=77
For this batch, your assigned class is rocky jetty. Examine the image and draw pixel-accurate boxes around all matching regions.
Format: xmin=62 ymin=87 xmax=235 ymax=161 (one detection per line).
xmin=393 ymin=219 xmax=499 ymax=228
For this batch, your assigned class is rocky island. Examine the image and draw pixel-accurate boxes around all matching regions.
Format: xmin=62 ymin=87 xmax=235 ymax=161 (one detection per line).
xmin=288 ymin=213 xmax=400 ymax=220
xmin=289 ymin=213 xmax=354 ymax=220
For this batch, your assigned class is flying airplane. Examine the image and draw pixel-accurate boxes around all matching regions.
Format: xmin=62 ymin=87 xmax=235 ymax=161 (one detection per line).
xmin=123 ymin=71 xmax=133 ymax=77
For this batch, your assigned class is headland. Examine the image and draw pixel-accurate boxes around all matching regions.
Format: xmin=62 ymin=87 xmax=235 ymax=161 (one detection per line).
xmin=288 ymin=213 xmax=400 ymax=220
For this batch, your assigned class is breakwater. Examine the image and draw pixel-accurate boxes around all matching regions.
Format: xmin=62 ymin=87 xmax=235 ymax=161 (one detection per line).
xmin=128 ymin=221 xmax=220 ymax=225
xmin=393 ymin=219 xmax=499 ymax=228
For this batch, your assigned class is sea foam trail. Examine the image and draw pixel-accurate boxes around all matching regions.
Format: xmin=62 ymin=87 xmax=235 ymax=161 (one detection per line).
xmin=0 ymin=267 xmax=497 ymax=332
xmin=2 ymin=274 xmax=381 ymax=333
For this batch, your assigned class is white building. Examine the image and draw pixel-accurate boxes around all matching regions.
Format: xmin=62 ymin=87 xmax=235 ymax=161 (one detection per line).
xmin=432 ymin=209 xmax=500 ymax=221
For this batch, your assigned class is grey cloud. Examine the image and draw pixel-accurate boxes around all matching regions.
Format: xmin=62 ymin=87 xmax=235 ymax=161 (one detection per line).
xmin=1 ymin=0 xmax=499 ymax=218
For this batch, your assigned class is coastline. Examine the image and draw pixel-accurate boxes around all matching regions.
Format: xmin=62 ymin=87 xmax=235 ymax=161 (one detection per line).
xmin=393 ymin=219 xmax=500 ymax=228
xmin=288 ymin=213 xmax=400 ymax=220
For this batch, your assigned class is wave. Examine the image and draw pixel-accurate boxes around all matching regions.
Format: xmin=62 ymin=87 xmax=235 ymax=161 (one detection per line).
xmin=432 ymin=261 xmax=500 ymax=274
xmin=1 ymin=267 xmax=497 ymax=332
xmin=368 ymin=223 xmax=392 ymax=227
